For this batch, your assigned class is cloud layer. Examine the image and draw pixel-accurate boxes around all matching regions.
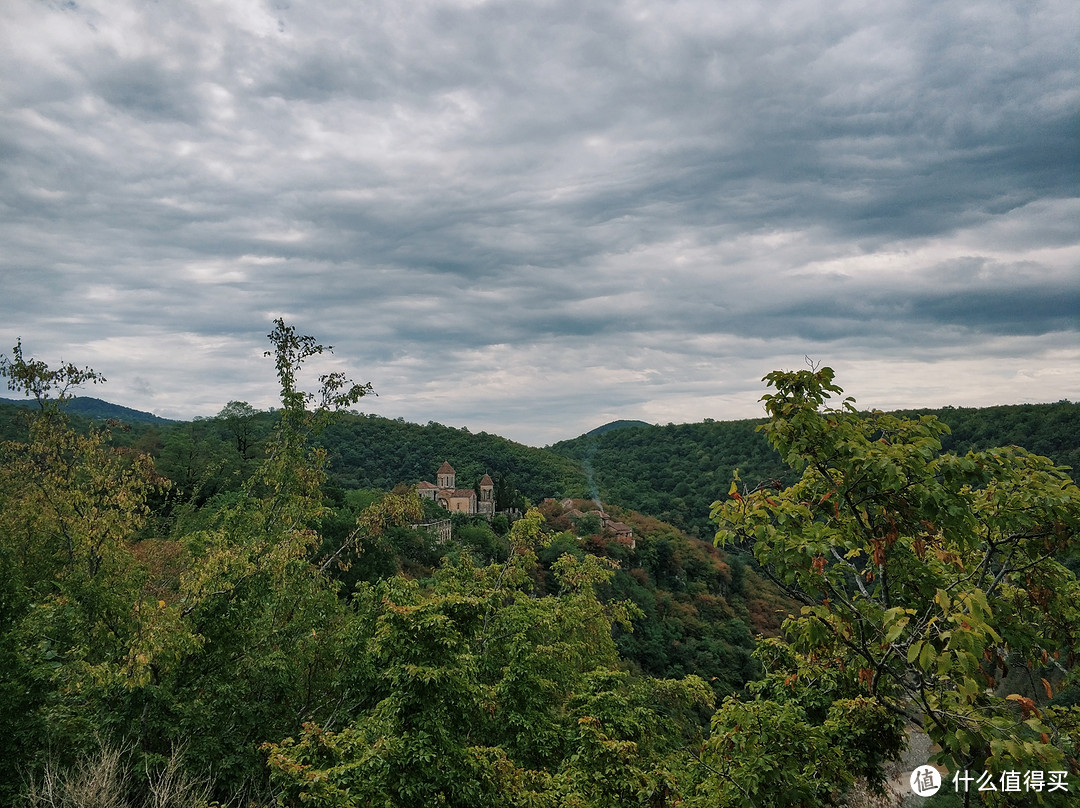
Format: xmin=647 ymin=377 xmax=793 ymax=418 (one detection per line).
xmin=2 ymin=0 xmax=1077 ymax=444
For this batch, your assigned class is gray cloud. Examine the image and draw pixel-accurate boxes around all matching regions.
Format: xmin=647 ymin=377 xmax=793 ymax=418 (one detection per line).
xmin=1 ymin=0 xmax=1076 ymax=444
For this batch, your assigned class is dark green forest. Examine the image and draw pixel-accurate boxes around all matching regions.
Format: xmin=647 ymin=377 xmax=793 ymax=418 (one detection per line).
xmin=1 ymin=332 xmax=1078 ymax=807
xmin=318 ymin=413 xmax=589 ymax=503
xmin=6 ymin=389 xmax=1076 ymax=549
xmin=0 ymin=395 xmax=176 ymax=424
xmin=551 ymin=401 xmax=1080 ymax=540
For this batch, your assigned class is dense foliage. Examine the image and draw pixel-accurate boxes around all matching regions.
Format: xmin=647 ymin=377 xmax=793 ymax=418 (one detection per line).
xmin=317 ymin=412 xmax=590 ymax=504
xmin=0 ymin=332 xmax=734 ymax=807
xmin=6 ymin=385 xmax=1075 ymax=548
xmin=2 ymin=333 xmax=1077 ymax=807
xmin=712 ymin=367 xmax=1080 ymax=806
xmin=552 ymin=419 xmax=797 ymax=538
xmin=535 ymin=500 xmax=767 ymax=696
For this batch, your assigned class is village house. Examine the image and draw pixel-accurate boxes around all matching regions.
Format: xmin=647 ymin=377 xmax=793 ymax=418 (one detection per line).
xmin=550 ymin=498 xmax=635 ymax=549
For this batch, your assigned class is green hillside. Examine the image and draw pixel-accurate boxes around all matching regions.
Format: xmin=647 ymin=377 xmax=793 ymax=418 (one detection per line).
xmin=584 ymin=419 xmax=653 ymax=437
xmin=551 ymin=417 xmax=787 ymax=539
xmin=317 ymin=413 xmax=589 ymax=504
xmin=552 ymin=401 xmax=1080 ymax=539
xmin=3 ymin=331 xmax=1077 ymax=807
xmin=6 ymin=393 xmax=1075 ymax=546
xmin=0 ymin=394 xmax=173 ymax=424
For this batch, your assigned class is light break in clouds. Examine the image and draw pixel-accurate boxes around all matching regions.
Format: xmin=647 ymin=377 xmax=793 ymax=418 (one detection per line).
xmin=1 ymin=0 xmax=1077 ymax=445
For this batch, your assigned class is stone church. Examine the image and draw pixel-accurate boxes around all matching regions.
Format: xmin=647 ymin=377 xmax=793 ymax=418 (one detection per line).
xmin=416 ymin=461 xmax=495 ymax=516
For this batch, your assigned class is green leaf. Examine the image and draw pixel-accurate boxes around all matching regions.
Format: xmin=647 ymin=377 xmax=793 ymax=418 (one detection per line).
xmin=885 ymin=615 xmax=909 ymax=644
xmin=919 ymin=640 xmax=937 ymax=672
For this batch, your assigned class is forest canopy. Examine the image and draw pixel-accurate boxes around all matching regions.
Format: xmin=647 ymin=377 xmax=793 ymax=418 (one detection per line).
xmin=0 ymin=334 xmax=1076 ymax=807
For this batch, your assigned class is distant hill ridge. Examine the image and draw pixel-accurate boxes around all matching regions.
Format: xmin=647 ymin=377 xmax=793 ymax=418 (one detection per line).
xmin=3 ymin=395 xmax=1076 ymax=541
xmin=584 ymin=419 xmax=653 ymax=437
xmin=0 ymin=396 xmax=174 ymax=424
xmin=551 ymin=400 xmax=1080 ymax=539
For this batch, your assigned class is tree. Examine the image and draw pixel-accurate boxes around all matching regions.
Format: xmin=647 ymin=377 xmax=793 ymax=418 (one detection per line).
xmin=265 ymin=510 xmax=712 ymax=807
xmin=0 ymin=325 xmax=376 ymax=804
xmin=157 ymin=321 xmax=375 ymax=796
xmin=0 ymin=342 xmax=164 ymax=805
xmin=216 ymin=400 xmax=259 ymax=458
xmin=573 ymin=512 xmax=603 ymax=537
xmin=0 ymin=337 xmax=104 ymax=410
xmin=711 ymin=367 xmax=1080 ymax=804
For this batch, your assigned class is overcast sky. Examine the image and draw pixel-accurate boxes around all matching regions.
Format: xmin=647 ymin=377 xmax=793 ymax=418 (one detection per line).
xmin=2 ymin=0 xmax=1077 ymax=446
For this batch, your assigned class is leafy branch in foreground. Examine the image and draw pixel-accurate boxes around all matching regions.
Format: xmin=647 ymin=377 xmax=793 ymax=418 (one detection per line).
xmin=1 ymin=338 xmax=105 ymax=411
xmin=712 ymin=366 xmax=1080 ymax=804
xmin=265 ymin=508 xmax=712 ymax=808
xmin=1 ymin=325 xmax=375 ymax=804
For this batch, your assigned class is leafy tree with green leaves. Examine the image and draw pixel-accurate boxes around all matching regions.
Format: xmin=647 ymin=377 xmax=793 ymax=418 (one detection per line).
xmin=265 ymin=509 xmax=713 ymax=807
xmin=0 ymin=341 xmax=163 ymax=805
xmin=711 ymin=367 xmax=1080 ymax=805
xmin=150 ymin=320 xmax=374 ymax=796
xmin=216 ymin=400 xmax=261 ymax=459
xmin=1 ymin=324 xmax=375 ymax=804
xmin=0 ymin=338 xmax=105 ymax=410
xmin=155 ymin=419 xmax=240 ymax=510
xmin=573 ymin=512 xmax=604 ymax=536
xmin=691 ymin=636 xmax=905 ymax=806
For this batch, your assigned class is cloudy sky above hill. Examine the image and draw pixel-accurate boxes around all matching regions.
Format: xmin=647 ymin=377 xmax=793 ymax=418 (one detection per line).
xmin=1 ymin=0 xmax=1077 ymax=445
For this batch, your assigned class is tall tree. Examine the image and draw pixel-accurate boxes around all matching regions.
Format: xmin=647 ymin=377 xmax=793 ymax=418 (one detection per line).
xmin=216 ymin=400 xmax=259 ymax=458
xmin=0 ymin=341 xmax=162 ymax=805
xmin=1 ymin=325 xmax=376 ymax=804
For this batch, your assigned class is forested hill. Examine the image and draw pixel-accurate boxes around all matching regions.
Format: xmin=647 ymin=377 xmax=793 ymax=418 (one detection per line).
xmin=317 ymin=413 xmax=589 ymax=503
xmin=3 ymin=395 xmax=1075 ymax=538
xmin=584 ymin=419 xmax=652 ymax=436
xmin=0 ymin=395 xmax=173 ymax=423
xmin=551 ymin=401 xmax=1080 ymax=539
